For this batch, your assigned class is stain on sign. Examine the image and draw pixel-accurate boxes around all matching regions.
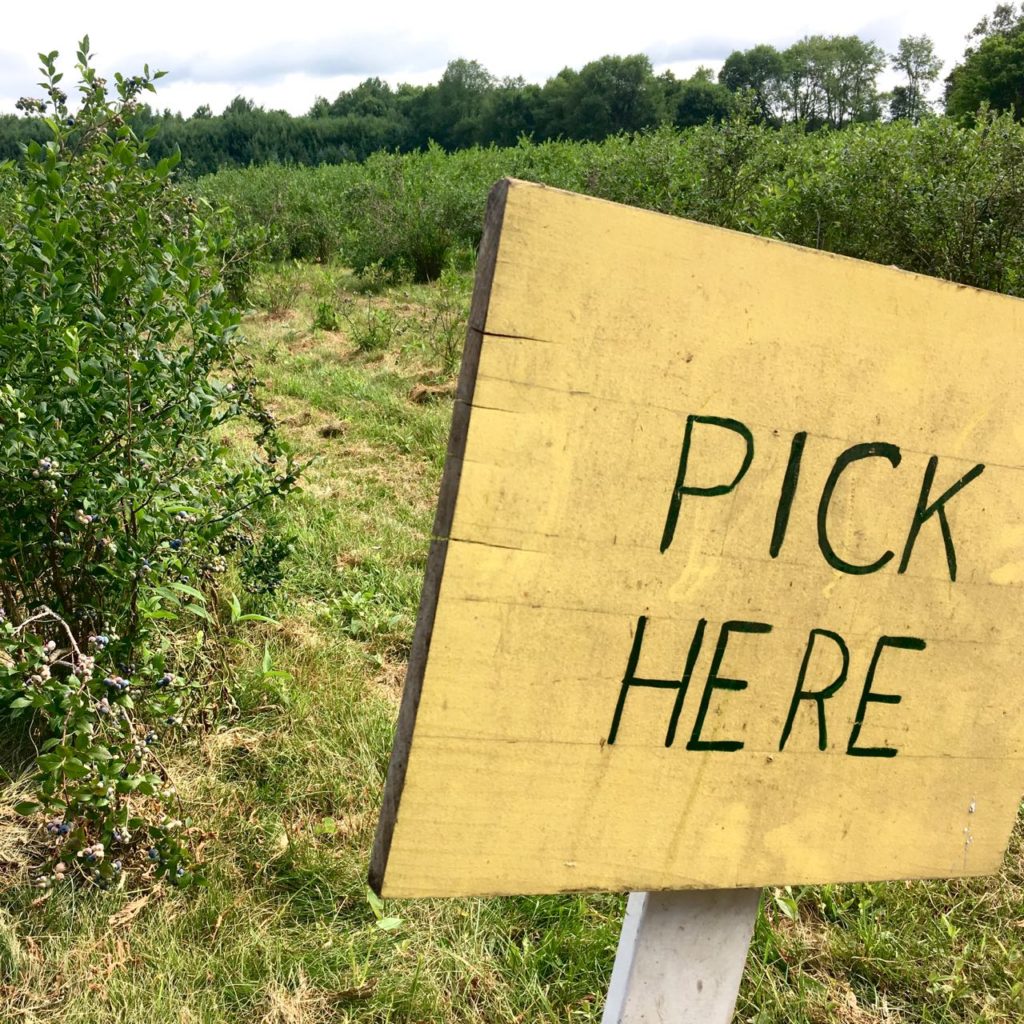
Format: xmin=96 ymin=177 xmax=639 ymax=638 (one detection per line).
xmin=371 ymin=179 xmax=1024 ymax=898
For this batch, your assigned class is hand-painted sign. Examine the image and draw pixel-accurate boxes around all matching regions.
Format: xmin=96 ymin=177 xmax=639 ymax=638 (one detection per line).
xmin=371 ymin=179 xmax=1024 ymax=898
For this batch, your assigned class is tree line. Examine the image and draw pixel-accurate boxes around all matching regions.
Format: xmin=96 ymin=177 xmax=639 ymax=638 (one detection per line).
xmin=1 ymin=4 xmax=1021 ymax=176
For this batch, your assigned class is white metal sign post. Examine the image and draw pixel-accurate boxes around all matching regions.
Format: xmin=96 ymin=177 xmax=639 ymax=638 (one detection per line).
xmin=602 ymin=889 xmax=761 ymax=1023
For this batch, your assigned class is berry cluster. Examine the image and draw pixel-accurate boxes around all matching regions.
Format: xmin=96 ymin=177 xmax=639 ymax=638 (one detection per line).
xmin=27 ymin=664 xmax=51 ymax=685
xmin=104 ymin=675 xmax=131 ymax=693
xmin=78 ymin=842 xmax=105 ymax=864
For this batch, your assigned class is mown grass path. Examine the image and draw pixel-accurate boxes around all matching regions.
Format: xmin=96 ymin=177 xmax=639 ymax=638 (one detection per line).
xmin=1 ymin=264 xmax=1021 ymax=1023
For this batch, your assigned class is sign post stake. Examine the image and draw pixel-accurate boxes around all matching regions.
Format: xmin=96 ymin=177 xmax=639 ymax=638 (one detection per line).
xmin=602 ymin=888 xmax=761 ymax=1024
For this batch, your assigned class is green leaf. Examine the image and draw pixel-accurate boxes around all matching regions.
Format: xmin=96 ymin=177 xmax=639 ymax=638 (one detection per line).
xmin=772 ymin=886 xmax=800 ymax=922
xmin=186 ymin=603 xmax=214 ymax=623
xmin=62 ymin=757 xmax=89 ymax=780
xmin=13 ymin=801 xmax=41 ymax=816
xmin=366 ymin=887 xmax=384 ymax=917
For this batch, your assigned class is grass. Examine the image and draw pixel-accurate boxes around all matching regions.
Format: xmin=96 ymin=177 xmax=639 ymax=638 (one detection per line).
xmin=0 ymin=261 xmax=1022 ymax=1023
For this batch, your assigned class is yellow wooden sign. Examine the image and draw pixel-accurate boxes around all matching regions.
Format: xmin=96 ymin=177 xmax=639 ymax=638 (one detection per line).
xmin=371 ymin=179 xmax=1024 ymax=898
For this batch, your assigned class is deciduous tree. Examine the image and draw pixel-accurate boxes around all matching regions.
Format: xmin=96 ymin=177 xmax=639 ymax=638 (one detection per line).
xmin=889 ymin=35 xmax=942 ymax=122
xmin=945 ymin=4 xmax=1024 ymax=120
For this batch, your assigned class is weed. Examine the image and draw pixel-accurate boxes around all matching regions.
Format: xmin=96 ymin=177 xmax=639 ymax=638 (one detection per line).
xmin=342 ymin=298 xmax=407 ymax=353
xmin=311 ymin=300 xmax=339 ymax=331
xmin=426 ymin=267 xmax=472 ymax=374
xmin=253 ymin=262 xmax=304 ymax=317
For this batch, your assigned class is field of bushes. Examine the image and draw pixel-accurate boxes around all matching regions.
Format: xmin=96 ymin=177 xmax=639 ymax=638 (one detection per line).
xmin=197 ymin=113 xmax=1024 ymax=298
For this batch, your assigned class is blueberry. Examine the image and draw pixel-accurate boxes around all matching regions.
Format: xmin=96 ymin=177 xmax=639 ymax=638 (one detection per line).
xmin=147 ymin=847 xmax=160 ymax=861
xmin=169 ymin=538 xmax=183 ymax=551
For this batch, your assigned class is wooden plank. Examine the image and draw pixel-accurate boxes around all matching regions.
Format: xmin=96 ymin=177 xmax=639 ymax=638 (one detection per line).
xmin=602 ymin=889 xmax=760 ymax=1023
xmin=368 ymin=179 xmax=509 ymax=893
xmin=373 ymin=178 xmax=1024 ymax=898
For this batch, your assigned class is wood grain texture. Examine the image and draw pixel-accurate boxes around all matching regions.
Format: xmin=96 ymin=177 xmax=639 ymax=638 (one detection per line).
xmin=373 ymin=179 xmax=1024 ymax=898
xmin=368 ymin=179 xmax=509 ymax=893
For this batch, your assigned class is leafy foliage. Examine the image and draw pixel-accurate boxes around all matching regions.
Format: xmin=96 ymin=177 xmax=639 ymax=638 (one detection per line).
xmin=720 ymin=35 xmax=887 ymax=128
xmin=945 ymin=3 xmax=1024 ymax=120
xmin=201 ymin=112 xmax=1024 ymax=301
xmin=0 ymin=42 xmax=295 ymax=885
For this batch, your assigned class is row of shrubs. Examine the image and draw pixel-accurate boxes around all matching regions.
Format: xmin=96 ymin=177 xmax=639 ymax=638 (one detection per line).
xmin=197 ymin=112 xmax=1024 ymax=298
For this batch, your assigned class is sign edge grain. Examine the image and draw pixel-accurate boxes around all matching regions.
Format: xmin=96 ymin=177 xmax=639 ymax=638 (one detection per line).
xmin=368 ymin=178 xmax=511 ymax=894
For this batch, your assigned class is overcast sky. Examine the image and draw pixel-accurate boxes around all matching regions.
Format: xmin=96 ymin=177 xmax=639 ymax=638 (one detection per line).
xmin=0 ymin=1 xmax=1003 ymax=117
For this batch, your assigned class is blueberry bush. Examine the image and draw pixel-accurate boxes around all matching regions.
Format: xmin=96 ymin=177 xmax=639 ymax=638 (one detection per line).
xmin=0 ymin=41 xmax=295 ymax=886
xmin=199 ymin=111 xmax=1024 ymax=299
